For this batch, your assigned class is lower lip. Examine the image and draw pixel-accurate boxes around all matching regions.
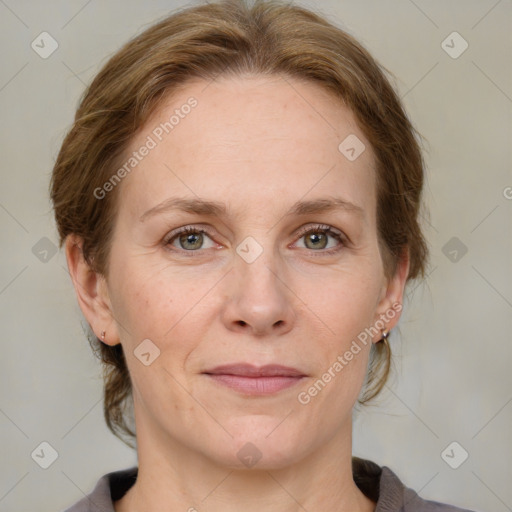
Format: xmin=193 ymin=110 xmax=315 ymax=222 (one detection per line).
xmin=205 ymin=374 xmax=304 ymax=395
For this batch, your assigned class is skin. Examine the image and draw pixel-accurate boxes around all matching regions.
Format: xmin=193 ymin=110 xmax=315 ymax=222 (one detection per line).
xmin=66 ymin=74 xmax=409 ymax=512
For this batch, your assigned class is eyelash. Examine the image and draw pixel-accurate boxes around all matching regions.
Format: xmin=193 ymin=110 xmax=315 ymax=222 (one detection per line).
xmin=294 ymin=224 xmax=346 ymax=256
xmin=163 ymin=224 xmax=346 ymax=257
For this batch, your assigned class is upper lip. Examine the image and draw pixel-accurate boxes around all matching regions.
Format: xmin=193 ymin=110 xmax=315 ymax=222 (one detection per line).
xmin=203 ymin=363 xmax=306 ymax=377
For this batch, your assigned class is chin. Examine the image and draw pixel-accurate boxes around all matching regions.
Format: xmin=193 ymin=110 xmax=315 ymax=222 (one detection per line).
xmin=205 ymin=416 xmax=310 ymax=471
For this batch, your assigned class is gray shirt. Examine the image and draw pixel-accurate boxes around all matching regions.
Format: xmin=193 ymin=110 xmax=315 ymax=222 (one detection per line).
xmin=63 ymin=458 xmax=476 ymax=511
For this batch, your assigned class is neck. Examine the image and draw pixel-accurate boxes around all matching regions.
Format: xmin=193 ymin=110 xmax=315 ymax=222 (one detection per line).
xmin=115 ymin=416 xmax=375 ymax=512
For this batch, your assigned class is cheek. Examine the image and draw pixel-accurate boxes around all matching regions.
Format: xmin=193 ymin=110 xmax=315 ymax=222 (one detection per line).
xmin=109 ymin=259 xmax=220 ymax=383
xmin=113 ymin=270 xmax=202 ymax=410
xmin=111 ymin=277 xmax=168 ymax=336
xmin=302 ymin=278 xmax=378 ymax=403
xmin=306 ymin=267 xmax=382 ymax=340
xmin=109 ymin=258 xmax=195 ymax=338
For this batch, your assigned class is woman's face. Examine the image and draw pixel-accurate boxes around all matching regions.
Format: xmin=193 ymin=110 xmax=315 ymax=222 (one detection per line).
xmin=86 ymin=75 xmax=408 ymax=468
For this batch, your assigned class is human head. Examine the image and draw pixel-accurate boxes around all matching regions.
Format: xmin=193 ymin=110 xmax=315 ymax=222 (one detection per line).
xmin=51 ymin=0 xmax=428 ymax=449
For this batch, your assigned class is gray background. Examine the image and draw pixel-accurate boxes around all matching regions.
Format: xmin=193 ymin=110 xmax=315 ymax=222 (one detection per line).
xmin=1 ymin=1 xmax=511 ymax=511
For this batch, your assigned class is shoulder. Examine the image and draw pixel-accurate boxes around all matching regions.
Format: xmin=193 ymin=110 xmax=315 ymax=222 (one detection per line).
xmin=379 ymin=465 xmax=477 ymax=511
xmin=62 ymin=467 xmax=137 ymax=512
xmin=352 ymin=457 xmax=478 ymax=512
xmin=63 ymin=461 xmax=478 ymax=512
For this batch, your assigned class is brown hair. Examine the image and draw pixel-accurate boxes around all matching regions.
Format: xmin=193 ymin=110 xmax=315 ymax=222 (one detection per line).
xmin=51 ymin=0 xmax=428 ymax=448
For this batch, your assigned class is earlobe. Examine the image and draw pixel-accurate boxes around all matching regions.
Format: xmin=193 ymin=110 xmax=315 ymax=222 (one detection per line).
xmin=65 ymin=235 xmax=120 ymax=346
xmin=373 ymin=247 xmax=410 ymax=341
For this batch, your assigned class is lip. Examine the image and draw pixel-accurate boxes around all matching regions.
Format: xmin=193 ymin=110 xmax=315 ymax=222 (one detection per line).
xmin=203 ymin=363 xmax=305 ymax=377
xmin=203 ymin=364 xmax=306 ymax=396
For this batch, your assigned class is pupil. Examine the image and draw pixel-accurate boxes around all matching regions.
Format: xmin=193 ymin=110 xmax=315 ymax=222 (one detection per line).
xmin=307 ymin=232 xmax=327 ymax=249
xmin=180 ymin=232 xmax=202 ymax=250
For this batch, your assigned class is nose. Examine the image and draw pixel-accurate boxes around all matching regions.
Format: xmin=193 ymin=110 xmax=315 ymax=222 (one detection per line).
xmin=220 ymin=250 xmax=296 ymax=337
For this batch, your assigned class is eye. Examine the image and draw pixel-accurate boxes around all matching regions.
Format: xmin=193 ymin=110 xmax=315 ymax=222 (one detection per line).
xmin=163 ymin=224 xmax=346 ymax=256
xmin=293 ymin=224 xmax=345 ymax=254
xmin=164 ymin=226 xmax=217 ymax=252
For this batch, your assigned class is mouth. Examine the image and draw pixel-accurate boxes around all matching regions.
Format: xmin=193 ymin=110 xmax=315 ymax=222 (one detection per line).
xmin=202 ymin=364 xmax=307 ymax=395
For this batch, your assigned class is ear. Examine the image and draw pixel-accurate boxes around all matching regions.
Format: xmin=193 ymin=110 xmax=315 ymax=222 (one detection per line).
xmin=372 ymin=247 xmax=410 ymax=343
xmin=65 ymin=234 xmax=120 ymax=346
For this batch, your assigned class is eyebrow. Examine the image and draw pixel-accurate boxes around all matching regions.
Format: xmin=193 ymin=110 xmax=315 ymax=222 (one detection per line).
xmin=139 ymin=196 xmax=365 ymax=222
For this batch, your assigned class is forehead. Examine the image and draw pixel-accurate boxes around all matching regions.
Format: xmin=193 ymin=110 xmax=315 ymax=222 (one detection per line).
xmin=117 ymin=74 xmax=377 ymax=220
